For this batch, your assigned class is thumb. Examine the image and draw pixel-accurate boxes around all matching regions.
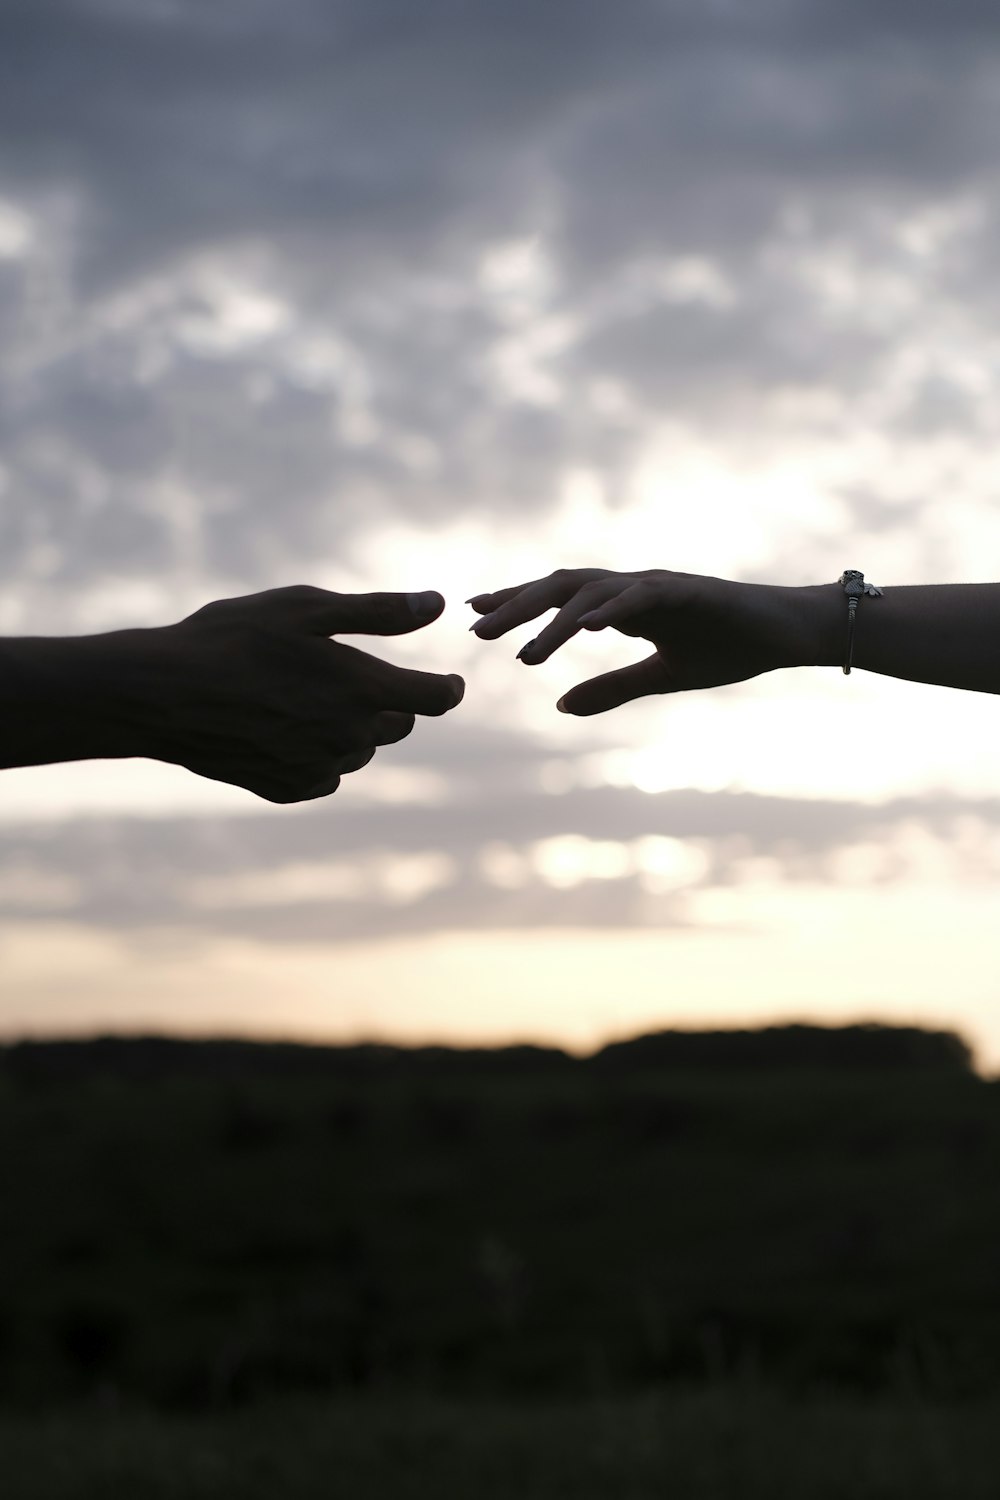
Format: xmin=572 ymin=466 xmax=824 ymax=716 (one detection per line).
xmin=557 ymin=654 xmax=669 ymax=716
xmin=307 ymin=589 xmax=446 ymax=636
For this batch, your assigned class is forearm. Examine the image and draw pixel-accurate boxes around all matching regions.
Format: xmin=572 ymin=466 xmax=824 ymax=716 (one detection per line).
xmin=792 ymin=582 xmax=1000 ymax=694
xmin=0 ymin=630 xmax=163 ymax=770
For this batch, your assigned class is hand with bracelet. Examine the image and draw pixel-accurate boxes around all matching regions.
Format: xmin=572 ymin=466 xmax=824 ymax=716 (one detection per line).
xmin=469 ymin=568 xmax=1000 ymax=714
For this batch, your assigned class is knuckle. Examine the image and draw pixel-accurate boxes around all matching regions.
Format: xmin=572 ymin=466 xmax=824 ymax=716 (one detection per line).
xmin=285 ymin=583 xmax=327 ymax=604
xmin=578 ymin=579 xmax=609 ymax=600
xmin=290 ymin=583 xmax=337 ymax=619
xmin=186 ymin=595 xmax=236 ymax=625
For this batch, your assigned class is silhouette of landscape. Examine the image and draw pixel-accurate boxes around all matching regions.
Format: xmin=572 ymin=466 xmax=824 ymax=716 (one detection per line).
xmin=1 ymin=1023 xmax=998 ymax=1495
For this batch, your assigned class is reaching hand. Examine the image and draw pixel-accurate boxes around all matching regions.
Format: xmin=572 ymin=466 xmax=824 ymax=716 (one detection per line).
xmin=152 ymin=585 xmax=464 ymax=800
xmin=469 ymin=568 xmax=805 ymax=715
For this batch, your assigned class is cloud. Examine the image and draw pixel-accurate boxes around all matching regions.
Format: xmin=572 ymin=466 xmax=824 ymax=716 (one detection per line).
xmin=2 ymin=783 xmax=997 ymax=944
xmin=3 ymin=0 xmax=1000 ymax=611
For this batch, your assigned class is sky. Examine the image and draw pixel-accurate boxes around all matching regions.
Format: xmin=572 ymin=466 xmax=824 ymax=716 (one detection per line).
xmin=2 ymin=0 xmax=1000 ymax=1067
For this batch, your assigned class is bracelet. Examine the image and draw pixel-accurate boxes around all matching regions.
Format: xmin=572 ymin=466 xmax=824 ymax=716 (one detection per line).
xmin=839 ymin=569 xmax=884 ymax=674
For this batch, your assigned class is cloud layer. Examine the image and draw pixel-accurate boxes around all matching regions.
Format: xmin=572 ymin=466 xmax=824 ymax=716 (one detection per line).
xmin=2 ymin=779 xmax=997 ymax=945
xmin=3 ymin=0 xmax=1000 ymax=613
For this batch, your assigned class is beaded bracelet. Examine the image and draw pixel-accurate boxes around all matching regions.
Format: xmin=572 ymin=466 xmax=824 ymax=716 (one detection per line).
xmin=839 ymin=569 xmax=884 ymax=674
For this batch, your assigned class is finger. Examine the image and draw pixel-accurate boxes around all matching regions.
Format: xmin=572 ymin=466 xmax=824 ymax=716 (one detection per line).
xmin=287 ymin=586 xmax=447 ymax=636
xmin=515 ymin=578 xmax=628 ymax=665
xmin=334 ymin=747 xmax=377 ymax=775
xmin=354 ymin=656 xmax=466 ymax=716
xmin=301 ymin=772 xmax=343 ymax=801
xmin=575 ymin=580 xmax=658 ymax=633
xmin=471 ymin=569 xmax=612 ymax=639
xmin=332 ymin=642 xmax=466 ymax=715
xmin=254 ymin=771 xmax=342 ymax=804
xmin=375 ymin=667 xmax=465 ymax=716
xmin=557 ymin=654 xmax=669 ymax=716
xmin=466 ymin=585 xmax=530 ymax=614
xmin=369 ymin=710 xmax=416 ymax=747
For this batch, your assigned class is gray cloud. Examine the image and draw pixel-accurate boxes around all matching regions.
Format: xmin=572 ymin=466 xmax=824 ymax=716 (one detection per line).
xmin=1 ymin=782 xmax=996 ymax=943
xmin=3 ymin=0 xmax=1000 ymax=603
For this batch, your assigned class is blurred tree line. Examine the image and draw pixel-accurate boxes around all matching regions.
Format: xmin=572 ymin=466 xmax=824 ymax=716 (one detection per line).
xmin=0 ymin=1024 xmax=995 ymax=1410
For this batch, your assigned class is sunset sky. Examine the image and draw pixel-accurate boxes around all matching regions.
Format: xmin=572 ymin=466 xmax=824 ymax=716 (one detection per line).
xmin=2 ymin=0 xmax=1000 ymax=1067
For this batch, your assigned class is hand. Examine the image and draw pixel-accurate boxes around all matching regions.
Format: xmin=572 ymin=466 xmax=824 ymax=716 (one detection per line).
xmin=469 ymin=568 xmax=806 ymax=714
xmin=149 ymin=585 xmax=464 ymax=801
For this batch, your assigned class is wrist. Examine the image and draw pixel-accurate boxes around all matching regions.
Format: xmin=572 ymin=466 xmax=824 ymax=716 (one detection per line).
xmin=0 ymin=628 xmax=167 ymax=768
xmin=80 ymin=627 xmax=174 ymax=760
xmin=784 ymin=584 xmax=845 ymax=669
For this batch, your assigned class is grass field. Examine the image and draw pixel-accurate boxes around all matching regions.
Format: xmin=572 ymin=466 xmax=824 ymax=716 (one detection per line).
xmin=2 ymin=1386 xmax=998 ymax=1499
xmin=4 ymin=1033 xmax=1000 ymax=1404
xmin=3 ymin=1030 xmax=999 ymax=1496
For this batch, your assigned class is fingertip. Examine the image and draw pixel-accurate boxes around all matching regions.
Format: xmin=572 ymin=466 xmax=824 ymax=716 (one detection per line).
xmin=424 ymin=682 xmax=465 ymax=716
xmin=557 ymin=692 xmax=598 ymax=716
xmin=372 ymin=710 xmax=416 ymax=747
xmin=337 ymin=747 xmax=377 ymax=775
xmin=407 ymin=590 xmax=446 ymax=623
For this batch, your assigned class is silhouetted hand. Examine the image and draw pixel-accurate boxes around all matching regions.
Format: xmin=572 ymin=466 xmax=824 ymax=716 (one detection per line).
xmin=0 ymin=587 xmax=464 ymax=800
xmin=152 ymin=586 xmax=465 ymax=800
xmin=469 ymin=568 xmax=806 ymax=714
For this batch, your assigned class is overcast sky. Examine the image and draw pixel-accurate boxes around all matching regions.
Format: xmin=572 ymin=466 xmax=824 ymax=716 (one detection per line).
xmin=3 ymin=0 xmax=1000 ymax=1065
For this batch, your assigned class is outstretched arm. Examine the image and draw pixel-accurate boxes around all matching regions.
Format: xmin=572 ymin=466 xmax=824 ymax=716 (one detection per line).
xmin=0 ymin=586 xmax=464 ymax=801
xmin=798 ymin=581 xmax=1000 ymax=695
xmin=469 ymin=570 xmax=1000 ymax=713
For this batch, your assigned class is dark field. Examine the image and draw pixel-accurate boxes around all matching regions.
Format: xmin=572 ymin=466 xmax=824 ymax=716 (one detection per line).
xmin=3 ymin=1387 xmax=999 ymax=1499
xmin=1 ymin=1025 xmax=998 ymax=1495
